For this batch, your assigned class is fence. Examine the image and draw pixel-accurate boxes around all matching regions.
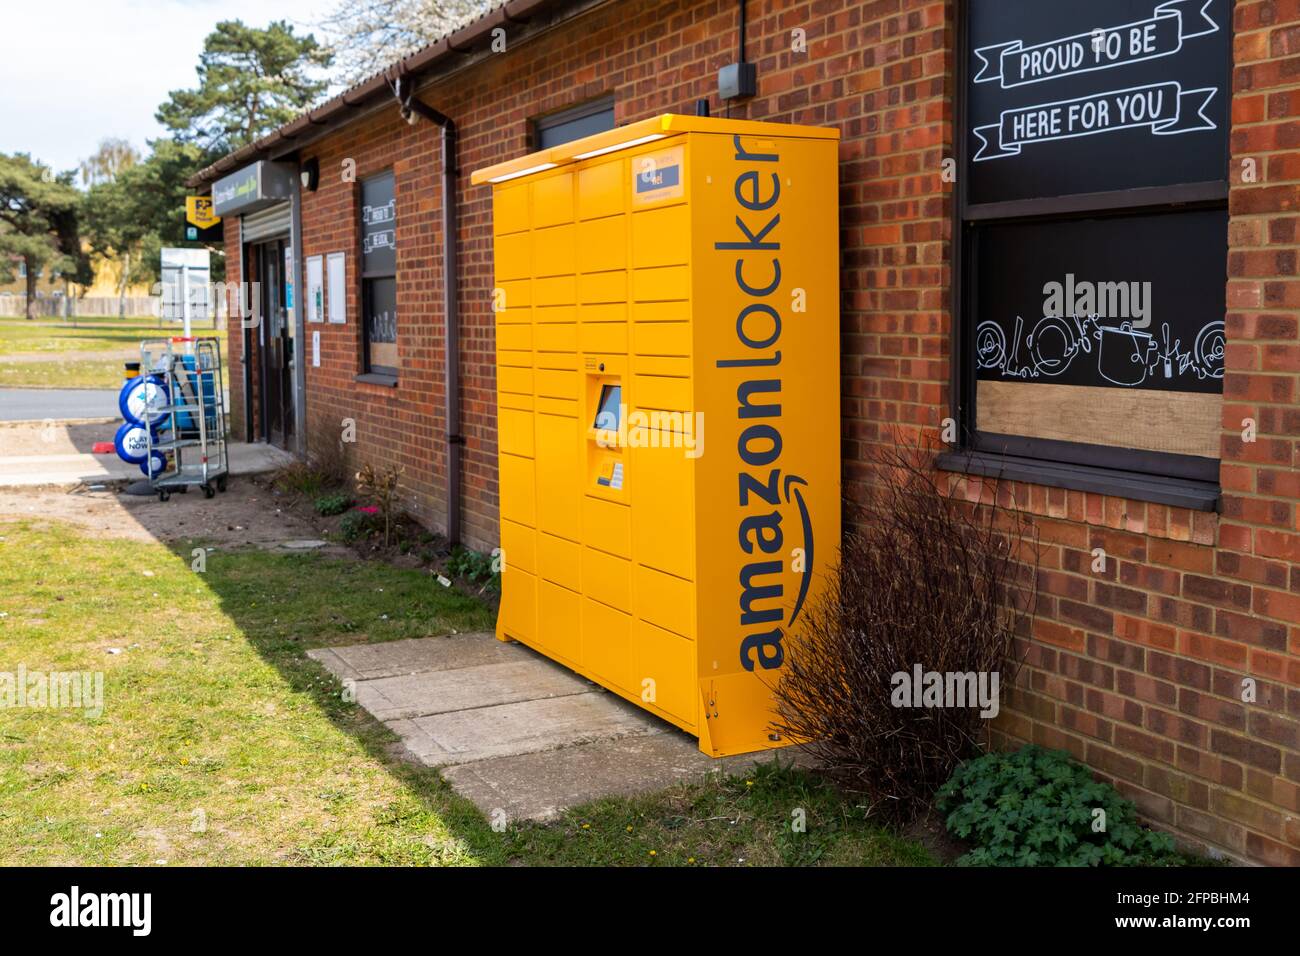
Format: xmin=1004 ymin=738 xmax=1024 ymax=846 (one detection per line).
xmin=0 ymin=296 xmax=160 ymax=318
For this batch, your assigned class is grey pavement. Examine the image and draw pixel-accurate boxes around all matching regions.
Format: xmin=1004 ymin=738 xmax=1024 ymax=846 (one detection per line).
xmin=0 ymin=418 xmax=293 ymax=488
xmin=0 ymin=388 xmax=119 ymax=421
xmin=309 ymin=633 xmax=793 ymax=822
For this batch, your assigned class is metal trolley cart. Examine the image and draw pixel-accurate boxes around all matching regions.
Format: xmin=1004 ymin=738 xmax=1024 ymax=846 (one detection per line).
xmin=139 ymin=337 xmax=229 ymax=501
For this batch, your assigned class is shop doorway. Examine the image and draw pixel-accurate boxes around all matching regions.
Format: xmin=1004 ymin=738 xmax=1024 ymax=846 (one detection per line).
xmin=251 ymin=238 xmax=294 ymax=449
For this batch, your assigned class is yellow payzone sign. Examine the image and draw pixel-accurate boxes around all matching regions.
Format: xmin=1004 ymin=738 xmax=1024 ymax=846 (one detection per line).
xmin=186 ymin=196 xmax=221 ymax=229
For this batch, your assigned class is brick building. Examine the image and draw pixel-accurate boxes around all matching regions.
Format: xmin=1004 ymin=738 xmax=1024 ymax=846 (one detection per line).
xmin=190 ymin=0 xmax=1300 ymax=864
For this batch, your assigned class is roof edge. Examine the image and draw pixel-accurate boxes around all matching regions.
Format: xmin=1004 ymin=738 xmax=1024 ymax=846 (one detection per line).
xmin=187 ymin=0 xmax=585 ymax=189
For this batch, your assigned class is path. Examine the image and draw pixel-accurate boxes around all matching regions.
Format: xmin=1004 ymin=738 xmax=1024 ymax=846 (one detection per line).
xmin=309 ymin=635 xmax=778 ymax=821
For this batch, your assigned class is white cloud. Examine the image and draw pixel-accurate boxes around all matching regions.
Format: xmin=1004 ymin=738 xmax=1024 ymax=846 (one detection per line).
xmin=0 ymin=0 xmax=333 ymax=174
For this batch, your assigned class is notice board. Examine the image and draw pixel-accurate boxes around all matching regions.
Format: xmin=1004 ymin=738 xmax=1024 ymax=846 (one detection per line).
xmin=967 ymin=0 xmax=1231 ymax=206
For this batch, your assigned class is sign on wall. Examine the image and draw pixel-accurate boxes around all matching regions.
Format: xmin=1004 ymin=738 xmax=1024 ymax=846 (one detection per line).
xmin=184 ymin=196 xmax=223 ymax=243
xmin=967 ymin=0 xmax=1230 ymax=205
xmin=305 ymin=256 xmax=323 ymax=323
xmin=326 ymin=253 xmax=346 ymax=324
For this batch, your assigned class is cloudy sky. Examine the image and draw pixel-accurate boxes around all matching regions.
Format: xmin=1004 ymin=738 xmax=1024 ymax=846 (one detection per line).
xmin=0 ymin=0 xmax=334 ymax=176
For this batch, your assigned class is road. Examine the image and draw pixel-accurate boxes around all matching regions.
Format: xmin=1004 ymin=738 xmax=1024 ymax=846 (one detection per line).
xmin=0 ymin=388 xmax=119 ymax=422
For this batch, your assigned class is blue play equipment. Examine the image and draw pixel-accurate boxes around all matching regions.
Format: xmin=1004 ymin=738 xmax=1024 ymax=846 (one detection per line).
xmin=140 ymin=449 xmax=169 ymax=478
xmin=118 ymin=374 xmax=170 ymax=427
xmin=113 ymin=422 xmax=153 ymax=465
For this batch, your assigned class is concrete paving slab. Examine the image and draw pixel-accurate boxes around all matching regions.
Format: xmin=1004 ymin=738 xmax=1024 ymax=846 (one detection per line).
xmin=308 ymin=632 xmax=519 ymax=681
xmin=354 ymin=658 xmax=593 ymax=721
xmin=307 ymin=630 xmax=803 ymax=823
xmin=403 ymin=692 xmax=665 ymax=766
xmin=441 ymin=732 xmax=782 ymax=822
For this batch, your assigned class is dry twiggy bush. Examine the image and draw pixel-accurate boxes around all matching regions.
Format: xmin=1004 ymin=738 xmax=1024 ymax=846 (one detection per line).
xmin=771 ymin=439 xmax=1039 ymax=820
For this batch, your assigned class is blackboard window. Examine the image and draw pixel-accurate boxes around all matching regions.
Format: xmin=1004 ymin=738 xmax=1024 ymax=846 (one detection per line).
xmin=948 ymin=0 xmax=1232 ymax=509
xmin=360 ymin=171 xmax=398 ymax=377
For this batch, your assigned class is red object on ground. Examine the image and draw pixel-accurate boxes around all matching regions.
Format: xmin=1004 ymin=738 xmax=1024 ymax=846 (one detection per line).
xmin=92 ymin=442 xmax=115 ymax=455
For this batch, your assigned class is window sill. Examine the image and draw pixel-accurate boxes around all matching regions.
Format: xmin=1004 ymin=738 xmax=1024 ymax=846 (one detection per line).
xmin=935 ymin=450 xmax=1220 ymax=513
xmin=355 ymin=372 xmax=398 ymax=388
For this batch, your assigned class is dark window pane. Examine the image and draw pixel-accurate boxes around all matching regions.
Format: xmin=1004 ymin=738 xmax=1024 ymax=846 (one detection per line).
xmin=364 ymin=276 xmax=398 ymax=373
xmin=536 ymin=101 xmax=615 ymax=148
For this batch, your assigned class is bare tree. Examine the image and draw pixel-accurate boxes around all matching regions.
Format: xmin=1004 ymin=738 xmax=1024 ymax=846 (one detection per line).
xmin=79 ymin=138 xmax=139 ymax=188
xmin=80 ymin=139 xmax=141 ymax=317
xmin=319 ymin=0 xmax=491 ymax=83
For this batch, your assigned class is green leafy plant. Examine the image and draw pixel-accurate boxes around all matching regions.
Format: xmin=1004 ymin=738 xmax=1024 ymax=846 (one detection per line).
xmin=339 ymin=509 xmax=380 ymax=543
xmin=313 ymin=492 xmax=353 ymax=516
xmin=445 ymin=545 xmax=500 ymax=591
xmin=936 ymin=745 xmax=1183 ymax=867
xmin=314 ymin=492 xmax=353 ymax=516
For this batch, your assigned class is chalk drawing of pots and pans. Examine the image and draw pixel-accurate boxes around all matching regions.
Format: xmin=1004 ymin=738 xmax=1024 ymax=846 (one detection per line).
xmin=1094 ymin=322 xmax=1159 ymax=386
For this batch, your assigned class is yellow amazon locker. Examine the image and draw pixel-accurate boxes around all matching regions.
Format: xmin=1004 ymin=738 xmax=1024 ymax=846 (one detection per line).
xmin=472 ymin=114 xmax=841 ymax=757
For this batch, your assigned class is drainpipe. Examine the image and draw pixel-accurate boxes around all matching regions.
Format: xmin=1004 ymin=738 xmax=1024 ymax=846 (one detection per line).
xmin=392 ymin=76 xmax=463 ymax=546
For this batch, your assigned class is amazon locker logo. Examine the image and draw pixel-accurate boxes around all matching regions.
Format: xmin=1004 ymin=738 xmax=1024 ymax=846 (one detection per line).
xmin=632 ymin=146 xmax=685 ymax=205
xmin=714 ymin=134 xmax=814 ymax=674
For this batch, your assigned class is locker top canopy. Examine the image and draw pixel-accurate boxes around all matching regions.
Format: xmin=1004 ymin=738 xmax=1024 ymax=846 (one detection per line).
xmin=470 ymin=113 xmax=840 ymax=186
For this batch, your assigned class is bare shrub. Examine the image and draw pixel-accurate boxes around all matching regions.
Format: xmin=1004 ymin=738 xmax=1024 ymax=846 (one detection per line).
xmin=771 ymin=438 xmax=1039 ymax=821
xmin=355 ymin=462 xmax=404 ymax=548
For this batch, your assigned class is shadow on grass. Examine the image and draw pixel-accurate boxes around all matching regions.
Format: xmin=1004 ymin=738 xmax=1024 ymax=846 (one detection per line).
xmin=0 ymin=505 xmax=938 ymax=866
xmin=158 ymin=538 xmax=519 ymax=865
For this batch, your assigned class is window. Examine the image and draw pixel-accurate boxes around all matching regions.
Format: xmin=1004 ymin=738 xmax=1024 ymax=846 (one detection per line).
xmin=948 ymin=0 xmax=1231 ymax=509
xmin=360 ymin=171 xmax=398 ymax=378
xmin=533 ymin=96 xmax=615 ymax=149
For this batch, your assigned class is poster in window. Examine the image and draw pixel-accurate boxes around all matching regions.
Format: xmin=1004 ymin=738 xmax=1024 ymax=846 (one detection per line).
xmin=966 ymin=0 xmax=1230 ymax=205
xmin=361 ymin=173 xmax=396 ymax=276
xmin=973 ymin=208 xmax=1226 ymax=460
xmin=365 ymin=276 xmax=398 ymax=372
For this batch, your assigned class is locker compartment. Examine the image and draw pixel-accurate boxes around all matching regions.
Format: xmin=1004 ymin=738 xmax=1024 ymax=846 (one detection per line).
xmin=539 ymin=531 xmax=581 ymax=591
xmin=493 ymin=182 xmax=529 ymax=235
xmin=497 ymin=407 xmax=534 ymax=457
xmin=583 ymin=546 xmax=632 ymax=610
xmin=634 ymin=619 xmax=696 ymax=727
xmin=499 ymin=566 xmax=537 ymax=642
xmin=583 ymin=494 xmax=630 ymax=558
xmin=538 ymin=580 xmax=580 ymax=664
xmin=500 ymin=519 xmax=536 ymax=575
xmin=581 ymin=597 xmax=632 ymax=694
xmin=630 ymin=438 xmax=694 ymax=580
xmin=498 ymin=452 xmax=536 ymax=526
xmin=535 ymin=413 xmax=582 ymax=536
xmin=636 ymin=563 xmax=693 ymax=639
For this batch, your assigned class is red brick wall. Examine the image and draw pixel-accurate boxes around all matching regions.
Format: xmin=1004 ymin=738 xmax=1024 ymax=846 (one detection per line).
xmin=220 ymin=0 xmax=1300 ymax=864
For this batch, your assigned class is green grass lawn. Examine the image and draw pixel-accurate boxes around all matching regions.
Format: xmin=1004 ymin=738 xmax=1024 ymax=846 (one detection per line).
xmin=0 ymin=520 xmax=933 ymax=866
xmin=0 ymin=358 xmax=139 ymax=389
xmin=0 ymin=315 xmax=183 ymax=357
xmin=0 ymin=316 xmax=226 ymax=389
